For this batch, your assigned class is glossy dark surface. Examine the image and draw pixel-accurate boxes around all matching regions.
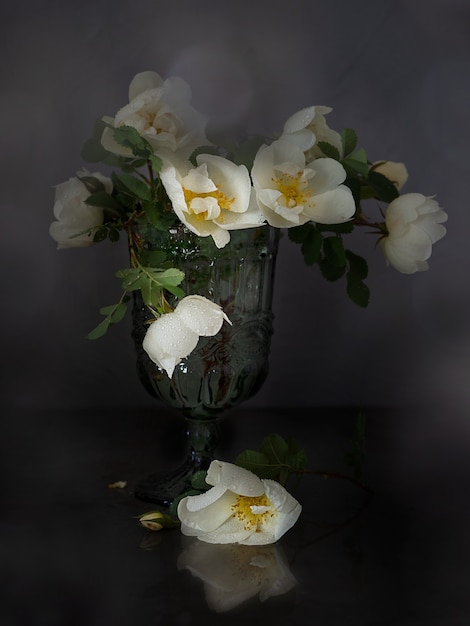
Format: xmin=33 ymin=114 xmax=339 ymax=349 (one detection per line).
xmin=2 ymin=406 xmax=470 ymax=624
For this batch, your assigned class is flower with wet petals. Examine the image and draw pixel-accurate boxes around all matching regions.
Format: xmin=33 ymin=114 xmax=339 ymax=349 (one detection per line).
xmin=177 ymin=460 xmax=302 ymax=545
xmin=142 ymin=295 xmax=231 ymax=378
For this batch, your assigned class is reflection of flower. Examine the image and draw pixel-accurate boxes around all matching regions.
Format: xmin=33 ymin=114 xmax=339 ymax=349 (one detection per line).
xmin=380 ymin=193 xmax=447 ymax=273
xmin=143 ymin=295 xmax=231 ymax=378
xmin=49 ymin=170 xmax=112 ymax=248
xmin=177 ymin=460 xmax=302 ymax=545
xmin=252 ymin=139 xmax=355 ymax=228
xmin=178 ymin=539 xmax=297 ymax=612
xmin=101 ymin=71 xmax=209 ymax=159
xmin=160 ymin=153 xmax=265 ymax=248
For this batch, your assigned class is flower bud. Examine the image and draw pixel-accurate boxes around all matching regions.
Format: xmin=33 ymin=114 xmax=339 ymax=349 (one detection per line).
xmin=138 ymin=510 xmax=177 ymax=531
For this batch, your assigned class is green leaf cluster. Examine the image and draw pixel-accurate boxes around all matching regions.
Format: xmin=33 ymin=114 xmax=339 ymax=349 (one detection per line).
xmin=87 ymin=298 xmax=129 ymax=340
xmin=288 ymin=224 xmax=370 ymax=307
xmin=235 ymin=433 xmax=307 ymax=486
xmin=115 ymin=266 xmax=185 ymax=307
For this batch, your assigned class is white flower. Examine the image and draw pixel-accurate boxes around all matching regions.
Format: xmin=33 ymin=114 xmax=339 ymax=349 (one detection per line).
xmin=252 ymin=139 xmax=355 ymax=228
xmin=177 ymin=541 xmax=297 ymax=612
xmin=160 ymin=153 xmax=265 ymax=248
xmin=380 ymin=193 xmax=447 ymax=273
xmin=177 ymin=460 xmax=302 ymax=545
xmin=280 ymin=105 xmax=343 ymax=160
xmin=142 ymin=295 xmax=231 ymax=378
xmin=49 ymin=170 xmax=112 ymax=248
xmin=101 ymin=71 xmax=209 ymax=159
xmin=371 ymin=161 xmax=408 ymax=190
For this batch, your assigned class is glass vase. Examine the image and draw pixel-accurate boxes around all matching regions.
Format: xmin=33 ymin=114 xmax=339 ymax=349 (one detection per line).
xmin=131 ymin=222 xmax=279 ymax=505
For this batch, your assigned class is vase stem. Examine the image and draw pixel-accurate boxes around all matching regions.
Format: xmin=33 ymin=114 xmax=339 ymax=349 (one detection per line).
xmin=185 ymin=417 xmax=218 ymax=470
xmin=134 ymin=417 xmax=218 ymax=506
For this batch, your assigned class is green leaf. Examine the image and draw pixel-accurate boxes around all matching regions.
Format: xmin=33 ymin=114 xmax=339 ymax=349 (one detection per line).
xmin=235 ymin=450 xmax=273 ymax=478
xmin=317 ymin=141 xmax=341 ymax=161
xmin=319 ymin=258 xmax=346 ymax=282
xmin=99 ymin=301 xmax=128 ymax=324
xmin=349 ymin=148 xmax=368 ymax=163
xmin=346 ymin=273 xmax=370 ymax=307
xmin=140 ymin=250 xmax=168 ymax=267
xmin=112 ymin=125 xmax=152 ymax=157
xmin=346 ymin=249 xmax=368 ymax=280
xmin=78 ymin=175 xmax=106 ymax=194
xmin=260 ymin=433 xmax=289 ymax=464
xmin=288 ymin=223 xmax=312 ymax=244
xmin=114 ymin=173 xmax=152 ymax=202
xmin=342 ymin=157 xmax=369 ymax=177
xmin=323 ymin=236 xmax=346 ymax=268
xmin=93 ymin=227 xmax=108 ymax=243
xmin=87 ymin=318 xmax=111 ymax=340
xmin=190 ymin=470 xmax=209 ymax=491
xmin=84 ymin=191 xmax=122 ymax=213
xmin=367 ymin=170 xmax=399 ymax=203
xmin=108 ymin=228 xmax=120 ymax=242
xmin=142 ymin=200 xmax=161 ymax=226
xmin=236 ymin=433 xmax=307 ymax=485
xmin=341 ymin=128 xmax=358 ymax=157
xmin=301 ymin=226 xmax=322 ymax=265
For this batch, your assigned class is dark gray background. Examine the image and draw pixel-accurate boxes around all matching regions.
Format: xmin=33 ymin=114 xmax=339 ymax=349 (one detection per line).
xmin=2 ymin=0 xmax=469 ymax=415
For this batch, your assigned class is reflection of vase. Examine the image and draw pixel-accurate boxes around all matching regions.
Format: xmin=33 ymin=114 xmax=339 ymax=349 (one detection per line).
xmin=132 ymin=223 xmax=279 ymax=505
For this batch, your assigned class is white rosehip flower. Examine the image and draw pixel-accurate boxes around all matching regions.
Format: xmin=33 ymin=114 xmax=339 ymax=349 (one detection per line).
xmin=101 ymin=71 xmax=209 ymax=159
xmin=142 ymin=295 xmax=231 ymax=378
xmin=177 ymin=541 xmax=297 ymax=612
xmin=380 ymin=193 xmax=447 ymax=274
xmin=177 ymin=460 xmax=302 ymax=546
xmin=280 ymin=105 xmax=343 ymax=160
xmin=252 ymin=139 xmax=355 ymax=228
xmin=49 ymin=170 xmax=112 ymax=248
xmin=371 ymin=161 xmax=409 ymax=190
xmin=160 ymin=153 xmax=265 ymax=249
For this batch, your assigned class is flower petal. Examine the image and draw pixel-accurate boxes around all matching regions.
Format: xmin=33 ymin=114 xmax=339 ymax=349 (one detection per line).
xmin=206 ymin=460 xmax=265 ymax=497
xmin=178 ymin=488 xmax=237 ymax=533
xmin=175 ymin=295 xmax=231 ymax=336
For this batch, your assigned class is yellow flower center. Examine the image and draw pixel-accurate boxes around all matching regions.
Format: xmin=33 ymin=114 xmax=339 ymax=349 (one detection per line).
xmin=231 ymin=494 xmax=274 ymax=531
xmin=273 ymin=171 xmax=311 ymax=208
xmin=183 ymin=187 xmax=234 ymax=221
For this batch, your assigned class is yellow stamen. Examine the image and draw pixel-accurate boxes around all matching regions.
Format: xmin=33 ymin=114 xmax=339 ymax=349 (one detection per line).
xmin=273 ymin=172 xmax=310 ymax=208
xmin=183 ymin=186 xmax=234 ymax=221
xmin=231 ymin=494 xmax=274 ymax=532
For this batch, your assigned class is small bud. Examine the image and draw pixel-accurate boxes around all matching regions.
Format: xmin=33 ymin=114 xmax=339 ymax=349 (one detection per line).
xmin=137 ymin=510 xmax=176 ymax=531
xmin=140 ymin=520 xmax=164 ymax=531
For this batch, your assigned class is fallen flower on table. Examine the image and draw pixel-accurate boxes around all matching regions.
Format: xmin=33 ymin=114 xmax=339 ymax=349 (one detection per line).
xmin=177 ymin=460 xmax=302 ymax=546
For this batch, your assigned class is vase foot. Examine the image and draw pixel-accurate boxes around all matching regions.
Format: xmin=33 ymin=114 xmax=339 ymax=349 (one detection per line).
xmin=134 ymin=458 xmax=209 ymax=507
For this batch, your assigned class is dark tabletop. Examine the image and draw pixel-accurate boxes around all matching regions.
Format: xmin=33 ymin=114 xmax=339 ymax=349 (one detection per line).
xmin=1 ymin=405 xmax=469 ymax=625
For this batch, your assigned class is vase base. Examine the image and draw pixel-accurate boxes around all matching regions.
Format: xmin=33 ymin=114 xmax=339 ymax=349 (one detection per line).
xmin=134 ymin=458 xmax=209 ymax=507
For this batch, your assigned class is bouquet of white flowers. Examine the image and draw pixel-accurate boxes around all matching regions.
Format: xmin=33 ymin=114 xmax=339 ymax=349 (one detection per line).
xmin=50 ymin=70 xmax=447 ymax=378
